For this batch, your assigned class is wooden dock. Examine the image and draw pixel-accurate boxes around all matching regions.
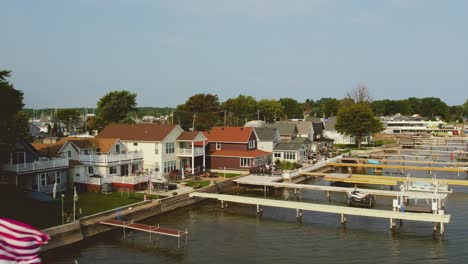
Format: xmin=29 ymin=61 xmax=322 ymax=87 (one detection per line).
xmin=234 ymin=178 xmax=448 ymax=199
xmin=100 ymin=219 xmax=188 ymax=248
xmin=342 ymin=158 xmax=468 ymax=166
xmin=189 ymin=192 xmax=450 ymax=234
xmin=303 ymin=172 xmax=468 ymax=187
xmin=327 ymin=162 xmax=467 ymax=173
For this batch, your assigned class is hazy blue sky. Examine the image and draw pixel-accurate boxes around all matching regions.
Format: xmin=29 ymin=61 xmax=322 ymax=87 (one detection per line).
xmin=1 ymin=0 xmax=467 ymax=108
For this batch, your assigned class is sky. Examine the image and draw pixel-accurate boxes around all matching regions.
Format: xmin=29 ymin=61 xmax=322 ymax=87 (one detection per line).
xmin=1 ymin=0 xmax=467 ymax=108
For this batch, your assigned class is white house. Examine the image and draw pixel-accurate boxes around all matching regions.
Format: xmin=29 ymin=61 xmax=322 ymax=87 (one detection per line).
xmin=96 ymin=124 xmax=207 ymax=179
xmin=254 ymin=127 xmax=280 ymax=153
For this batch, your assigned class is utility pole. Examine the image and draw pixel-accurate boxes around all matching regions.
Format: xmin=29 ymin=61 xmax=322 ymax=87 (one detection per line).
xmin=224 ymin=111 xmax=227 ymax=126
xmin=257 ymin=110 xmax=260 ymax=120
xmin=192 ymin=113 xmax=196 ymax=131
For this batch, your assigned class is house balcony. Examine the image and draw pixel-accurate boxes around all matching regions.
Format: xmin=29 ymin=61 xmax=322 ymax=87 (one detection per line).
xmin=2 ymin=157 xmax=69 ymax=174
xmin=178 ymin=147 xmax=204 ymax=157
xmin=78 ymin=151 xmax=143 ymax=165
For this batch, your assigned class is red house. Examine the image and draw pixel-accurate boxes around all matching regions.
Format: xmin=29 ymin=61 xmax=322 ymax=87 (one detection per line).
xmin=203 ymin=127 xmax=272 ymax=172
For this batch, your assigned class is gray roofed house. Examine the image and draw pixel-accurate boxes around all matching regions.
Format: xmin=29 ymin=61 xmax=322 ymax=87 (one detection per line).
xmin=262 ymin=123 xmax=298 ymax=140
xmin=324 ymin=117 xmax=337 ymax=131
xmin=273 ymin=137 xmax=311 ymax=163
xmin=277 ymin=121 xmax=313 ymax=141
xmin=254 ymin=127 xmax=280 ymax=152
xmin=312 ymin=122 xmax=325 ymax=140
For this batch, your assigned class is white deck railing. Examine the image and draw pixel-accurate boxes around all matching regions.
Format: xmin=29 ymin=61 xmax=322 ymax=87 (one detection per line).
xmin=178 ymin=147 xmax=204 ymax=156
xmin=3 ymin=157 xmax=69 ymax=173
xmin=78 ymin=152 xmax=143 ymax=164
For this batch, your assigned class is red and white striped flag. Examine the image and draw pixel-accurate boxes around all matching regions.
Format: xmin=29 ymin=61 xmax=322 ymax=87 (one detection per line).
xmin=0 ymin=217 xmax=50 ymax=264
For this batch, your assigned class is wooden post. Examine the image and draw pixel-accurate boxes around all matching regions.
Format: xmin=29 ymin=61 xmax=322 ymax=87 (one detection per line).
xmin=264 ymin=185 xmax=267 ymax=197
xmin=326 ymin=191 xmax=331 ymax=200
xmin=185 ymin=228 xmax=188 ymax=245
xmin=221 ymin=200 xmax=224 ymax=209
xmin=440 ymin=223 xmax=444 ymax=235
xmin=341 ymin=214 xmax=347 ymax=224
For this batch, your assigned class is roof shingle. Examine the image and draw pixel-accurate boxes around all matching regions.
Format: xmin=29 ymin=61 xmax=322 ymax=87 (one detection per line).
xmin=96 ymin=124 xmax=178 ymax=142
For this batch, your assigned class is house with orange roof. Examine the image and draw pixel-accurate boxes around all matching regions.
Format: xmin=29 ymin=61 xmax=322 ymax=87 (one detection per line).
xmin=96 ymin=124 xmax=207 ymax=179
xmin=33 ymin=137 xmax=144 ymax=191
xmin=203 ymin=127 xmax=272 ymax=172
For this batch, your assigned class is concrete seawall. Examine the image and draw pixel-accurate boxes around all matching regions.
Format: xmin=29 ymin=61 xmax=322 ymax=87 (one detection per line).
xmin=41 ymin=179 xmax=236 ymax=252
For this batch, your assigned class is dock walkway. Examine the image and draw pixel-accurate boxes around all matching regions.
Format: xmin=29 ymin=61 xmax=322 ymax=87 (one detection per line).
xmin=189 ymin=192 xmax=450 ymax=234
xmin=100 ymin=219 xmax=188 ymax=247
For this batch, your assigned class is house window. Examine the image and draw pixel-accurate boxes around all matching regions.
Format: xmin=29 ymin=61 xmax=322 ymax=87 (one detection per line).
xmin=88 ymin=166 xmax=94 ymax=175
xmin=284 ymin=152 xmax=296 ymax=160
xmin=67 ymin=151 xmax=72 ymax=158
xmin=116 ymin=144 xmax=120 ymax=153
xmin=164 ymin=160 xmax=176 ymax=173
xmin=248 ymin=140 xmax=255 ymax=149
xmin=155 ymin=148 xmax=159 ymax=155
xmin=40 ymin=173 xmax=46 ymax=186
xmin=133 ymin=142 xmax=138 ymax=146
xmin=216 ymin=142 xmax=221 ymax=150
xmin=109 ymin=166 xmax=117 ymax=175
xmin=155 ymin=162 xmax=159 ymax=172
xmin=240 ymin=158 xmax=251 ymax=167
xmin=165 ymin=142 xmax=174 ymax=154
xmin=274 ymin=153 xmax=281 ymax=158
xmin=55 ymin=171 xmax=61 ymax=184
xmin=47 ymin=173 xmax=56 ymax=185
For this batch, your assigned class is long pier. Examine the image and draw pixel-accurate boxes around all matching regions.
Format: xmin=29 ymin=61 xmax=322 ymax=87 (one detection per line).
xmin=342 ymin=158 xmax=468 ymax=166
xmin=234 ymin=178 xmax=448 ymax=199
xmin=189 ymin=192 xmax=450 ymax=234
xmin=100 ymin=219 xmax=188 ymax=248
xmin=302 ymin=172 xmax=468 ymax=187
xmin=327 ymin=162 xmax=467 ymax=173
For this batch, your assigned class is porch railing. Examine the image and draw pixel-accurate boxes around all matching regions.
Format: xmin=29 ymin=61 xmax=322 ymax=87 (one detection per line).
xmin=178 ymin=147 xmax=204 ymax=156
xmin=3 ymin=157 xmax=69 ymax=173
xmin=78 ymin=152 xmax=143 ymax=165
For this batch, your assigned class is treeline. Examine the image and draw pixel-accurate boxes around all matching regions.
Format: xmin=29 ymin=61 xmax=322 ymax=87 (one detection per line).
xmin=172 ymin=94 xmax=467 ymax=131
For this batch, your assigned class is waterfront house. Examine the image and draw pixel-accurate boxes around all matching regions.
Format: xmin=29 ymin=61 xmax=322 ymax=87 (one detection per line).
xmin=273 ymin=137 xmax=312 ymax=164
xmin=278 ymin=121 xmax=314 ymax=141
xmin=203 ymin=127 xmax=272 ymax=173
xmin=33 ymin=137 xmax=144 ymax=191
xmin=96 ymin=124 xmax=207 ymax=179
xmin=1 ymin=141 xmax=68 ymax=194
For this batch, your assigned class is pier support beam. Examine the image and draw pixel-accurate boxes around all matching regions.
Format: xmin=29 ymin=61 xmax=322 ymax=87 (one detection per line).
xmin=296 ymin=209 xmax=303 ymax=222
xmin=341 ymin=214 xmax=347 ymax=224
xmin=221 ymin=200 xmax=224 ymax=209
xmin=256 ymin=204 xmax=263 ymax=215
xmin=326 ymin=191 xmax=331 ymax=201
xmin=440 ymin=223 xmax=445 ymax=235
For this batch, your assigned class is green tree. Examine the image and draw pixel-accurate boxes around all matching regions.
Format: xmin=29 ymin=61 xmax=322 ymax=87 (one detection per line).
xmin=0 ymin=70 xmax=30 ymax=162
xmin=464 ymin=99 xmax=468 ymax=118
xmin=222 ymin=95 xmax=257 ymax=126
xmin=419 ymin=97 xmax=449 ymax=120
xmin=257 ymin=99 xmax=284 ymax=123
xmin=96 ymin=90 xmax=137 ymax=128
xmin=175 ymin=94 xmax=221 ymax=130
xmin=335 ymin=103 xmax=383 ymax=149
xmin=57 ymin=109 xmax=81 ymax=131
xmin=279 ymin=98 xmax=303 ymax=120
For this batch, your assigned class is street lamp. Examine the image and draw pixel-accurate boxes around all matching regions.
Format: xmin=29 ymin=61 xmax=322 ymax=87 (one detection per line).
xmin=61 ymin=194 xmax=65 ymax=225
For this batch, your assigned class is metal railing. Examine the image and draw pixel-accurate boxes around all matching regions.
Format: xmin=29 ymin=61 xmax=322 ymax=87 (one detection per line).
xmin=2 ymin=157 xmax=69 ymax=173
xmin=78 ymin=152 xmax=143 ymax=164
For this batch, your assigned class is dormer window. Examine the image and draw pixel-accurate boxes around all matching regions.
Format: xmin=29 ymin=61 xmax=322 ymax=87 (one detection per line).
xmin=216 ymin=142 xmax=221 ymax=150
xmin=116 ymin=144 xmax=120 ymax=153
xmin=248 ymin=140 xmax=255 ymax=149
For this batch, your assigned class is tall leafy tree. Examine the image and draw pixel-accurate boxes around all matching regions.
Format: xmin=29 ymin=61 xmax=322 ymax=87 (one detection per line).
xmin=279 ymin=98 xmax=303 ymax=120
xmin=335 ymin=103 xmax=383 ymax=149
xmin=420 ymin=97 xmax=449 ymax=120
xmin=96 ymin=90 xmax=137 ymax=127
xmin=257 ymin=99 xmax=284 ymax=123
xmin=0 ymin=70 xmax=30 ymax=162
xmin=222 ymin=95 xmax=257 ymax=126
xmin=175 ymin=94 xmax=221 ymax=130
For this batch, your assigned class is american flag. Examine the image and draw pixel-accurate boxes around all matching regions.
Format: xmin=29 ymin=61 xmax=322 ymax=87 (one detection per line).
xmin=0 ymin=217 xmax=50 ymax=264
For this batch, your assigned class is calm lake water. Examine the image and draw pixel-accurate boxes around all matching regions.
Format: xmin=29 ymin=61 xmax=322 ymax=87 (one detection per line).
xmin=42 ymin=150 xmax=468 ymax=263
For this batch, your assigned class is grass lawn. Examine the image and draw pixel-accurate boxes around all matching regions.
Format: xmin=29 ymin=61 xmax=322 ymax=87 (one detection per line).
xmin=0 ymin=186 xmax=156 ymax=229
xmin=184 ymin=180 xmax=210 ymax=189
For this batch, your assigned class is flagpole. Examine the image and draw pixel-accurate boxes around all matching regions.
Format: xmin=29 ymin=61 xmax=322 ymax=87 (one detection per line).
xmin=61 ymin=194 xmax=64 ymax=224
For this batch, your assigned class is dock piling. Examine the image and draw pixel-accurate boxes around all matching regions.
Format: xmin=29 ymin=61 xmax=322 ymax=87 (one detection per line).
xmin=340 ymin=214 xmax=347 ymax=224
